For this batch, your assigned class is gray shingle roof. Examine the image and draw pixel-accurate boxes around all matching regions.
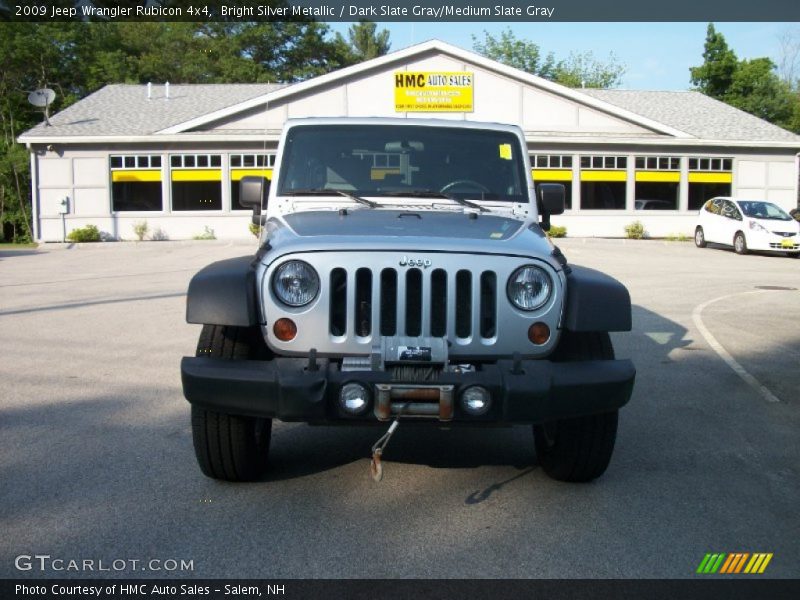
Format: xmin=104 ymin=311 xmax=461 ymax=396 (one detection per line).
xmin=580 ymin=89 xmax=800 ymax=142
xmin=20 ymin=83 xmax=285 ymax=138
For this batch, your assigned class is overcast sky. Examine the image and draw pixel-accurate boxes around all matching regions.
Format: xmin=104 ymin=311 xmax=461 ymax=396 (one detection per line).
xmin=329 ymin=22 xmax=798 ymax=90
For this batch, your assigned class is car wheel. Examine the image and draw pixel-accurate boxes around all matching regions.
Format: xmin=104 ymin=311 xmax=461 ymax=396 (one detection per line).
xmin=533 ymin=332 xmax=619 ymax=482
xmin=191 ymin=325 xmax=272 ymax=481
xmin=734 ymin=232 xmax=748 ymax=255
xmin=694 ymin=226 xmax=707 ymax=248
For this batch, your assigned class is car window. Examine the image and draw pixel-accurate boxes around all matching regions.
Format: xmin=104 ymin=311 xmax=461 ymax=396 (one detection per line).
xmin=705 ymin=198 xmax=723 ymax=215
xmin=721 ymin=200 xmax=742 ymax=220
xmin=737 ymin=201 xmax=792 ymax=221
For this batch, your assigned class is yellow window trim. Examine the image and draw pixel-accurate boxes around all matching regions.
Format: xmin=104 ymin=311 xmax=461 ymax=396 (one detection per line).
xmin=689 ymin=172 xmax=732 ymax=184
xmin=111 ymin=170 xmax=161 ymax=183
xmin=370 ymin=168 xmax=402 ymax=181
xmin=635 ymin=171 xmax=680 ymax=183
xmin=171 ymin=169 xmax=222 ymax=182
xmin=533 ymin=169 xmax=572 ymax=182
xmin=580 ymin=170 xmax=627 ymax=182
xmin=231 ymin=169 xmax=273 ymax=181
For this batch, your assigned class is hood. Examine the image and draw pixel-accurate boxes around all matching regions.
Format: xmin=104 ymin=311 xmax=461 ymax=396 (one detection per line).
xmin=261 ymin=209 xmax=562 ymax=270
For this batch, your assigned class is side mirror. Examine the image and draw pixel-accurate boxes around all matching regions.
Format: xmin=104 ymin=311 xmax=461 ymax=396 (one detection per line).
xmin=537 ymin=183 xmax=565 ymax=232
xmin=239 ymin=176 xmax=270 ymax=225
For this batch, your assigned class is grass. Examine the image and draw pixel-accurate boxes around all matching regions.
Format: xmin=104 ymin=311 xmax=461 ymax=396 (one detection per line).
xmin=0 ymin=242 xmax=38 ymax=249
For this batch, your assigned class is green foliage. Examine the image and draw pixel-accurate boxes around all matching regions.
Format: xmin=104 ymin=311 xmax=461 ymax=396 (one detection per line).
xmin=725 ymin=58 xmax=796 ymax=127
xmin=690 ymin=24 xmax=739 ymax=100
xmin=336 ymin=21 xmax=391 ymax=61
xmin=248 ymin=222 xmax=261 ymax=238
xmin=546 ymin=225 xmax=567 ymax=238
xmin=624 ymin=221 xmax=646 ymax=240
xmin=133 ymin=220 xmax=149 ymax=241
xmin=472 ymin=29 xmax=625 ymax=88
xmin=690 ymin=23 xmax=800 ymax=133
xmin=66 ymin=224 xmax=101 ymax=243
xmin=192 ymin=226 xmax=216 ymax=240
xmin=665 ymin=233 xmax=690 ymax=242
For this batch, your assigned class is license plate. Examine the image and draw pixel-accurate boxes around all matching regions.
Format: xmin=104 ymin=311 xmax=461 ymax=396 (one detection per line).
xmin=781 ymin=238 xmax=794 ymax=248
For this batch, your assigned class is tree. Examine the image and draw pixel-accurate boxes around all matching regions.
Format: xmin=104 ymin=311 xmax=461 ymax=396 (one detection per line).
xmin=472 ymin=29 xmax=625 ymax=88
xmin=472 ymin=29 xmax=557 ymax=80
xmin=339 ymin=21 xmax=391 ymax=61
xmin=725 ymin=58 xmax=796 ymax=127
xmin=689 ymin=23 xmax=738 ymax=100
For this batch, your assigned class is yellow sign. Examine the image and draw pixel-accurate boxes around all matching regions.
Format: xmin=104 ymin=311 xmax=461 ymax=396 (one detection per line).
xmin=394 ymin=71 xmax=474 ymax=112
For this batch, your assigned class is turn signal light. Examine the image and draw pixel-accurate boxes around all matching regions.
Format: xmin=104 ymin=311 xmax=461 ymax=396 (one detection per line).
xmin=273 ymin=318 xmax=297 ymax=341
xmin=528 ymin=322 xmax=550 ymax=345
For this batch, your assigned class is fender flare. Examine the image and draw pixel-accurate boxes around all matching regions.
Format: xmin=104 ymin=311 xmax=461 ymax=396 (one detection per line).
xmin=563 ymin=265 xmax=632 ymax=332
xmin=186 ymin=256 xmax=259 ymax=327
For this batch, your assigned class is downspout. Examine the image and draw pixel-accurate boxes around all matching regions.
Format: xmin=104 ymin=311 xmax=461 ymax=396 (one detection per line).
xmin=27 ymin=143 xmax=40 ymax=242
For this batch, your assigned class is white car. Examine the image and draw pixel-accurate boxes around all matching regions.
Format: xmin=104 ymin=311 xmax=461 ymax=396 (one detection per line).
xmin=695 ymin=197 xmax=800 ymax=257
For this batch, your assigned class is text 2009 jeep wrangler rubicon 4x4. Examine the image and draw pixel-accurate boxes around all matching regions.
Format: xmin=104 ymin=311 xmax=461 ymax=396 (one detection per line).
xmin=181 ymin=118 xmax=635 ymax=483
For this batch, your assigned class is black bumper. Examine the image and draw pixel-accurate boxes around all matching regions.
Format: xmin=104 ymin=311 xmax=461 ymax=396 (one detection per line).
xmin=181 ymin=356 xmax=635 ymax=424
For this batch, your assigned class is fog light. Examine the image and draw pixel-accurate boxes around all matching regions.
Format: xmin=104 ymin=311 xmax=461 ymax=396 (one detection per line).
xmin=528 ymin=322 xmax=550 ymax=345
xmin=460 ymin=386 xmax=491 ymax=416
xmin=273 ymin=318 xmax=297 ymax=341
xmin=339 ymin=382 xmax=371 ymax=415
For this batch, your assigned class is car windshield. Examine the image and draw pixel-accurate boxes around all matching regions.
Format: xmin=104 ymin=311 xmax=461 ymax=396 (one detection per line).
xmin=277 ymin=124 xmax=528 ymax=203
xmin=736 ymin=201 xmax=792 ymax=221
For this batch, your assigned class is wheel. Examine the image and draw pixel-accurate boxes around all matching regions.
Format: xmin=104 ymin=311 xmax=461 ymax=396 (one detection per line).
xmin=694 ymin=226 xmax=706 ymax=248
xmin=734 ymin=231 xmax=748 ymax=255
xmin=533 ymin=331 xmax=619 ymax=482
xmin=191 ymin=325 xmax=272 ymax=481
xmin=439 ymin=179 xmax=490 ymax=194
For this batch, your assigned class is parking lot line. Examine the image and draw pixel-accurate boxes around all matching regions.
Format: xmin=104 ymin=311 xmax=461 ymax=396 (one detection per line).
xmin=691 ymin=290 xmax=781 ymax=403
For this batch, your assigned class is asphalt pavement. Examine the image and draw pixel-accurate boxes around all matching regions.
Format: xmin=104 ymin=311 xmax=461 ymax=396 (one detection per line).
xmin=0 ymin=237 xmax=798 ymax=579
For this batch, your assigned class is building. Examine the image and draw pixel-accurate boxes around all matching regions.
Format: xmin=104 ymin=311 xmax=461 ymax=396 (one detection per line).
xmin=19 ymin=40 xmax=800 ymax=241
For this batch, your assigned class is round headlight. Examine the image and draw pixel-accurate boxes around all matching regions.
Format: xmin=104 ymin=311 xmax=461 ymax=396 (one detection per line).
xmin=272 ymin=260 xmax=320 ymax=307
xmin=507 ymin=265 xmax=552 ymax=311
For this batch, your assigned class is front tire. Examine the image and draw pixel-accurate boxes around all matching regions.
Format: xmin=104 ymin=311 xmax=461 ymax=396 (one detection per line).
xmin=694 ymin=226 xmax=707 ymax=248
xmin=533 ymin=332 xmax=619 ymax=482
xmin=191 ymin=325 xmax=272 ymax=481
xmin=734 ymin=232 xmax=748 ymax=255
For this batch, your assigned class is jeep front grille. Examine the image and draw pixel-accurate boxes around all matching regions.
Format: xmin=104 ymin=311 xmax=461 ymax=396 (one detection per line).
xmin=329 ymin=267 xmax=496 ymax=340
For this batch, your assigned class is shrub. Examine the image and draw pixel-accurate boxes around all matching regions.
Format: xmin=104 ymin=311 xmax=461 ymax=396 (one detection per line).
xmin=248 ymin=222 xmax=260 ymax=238
xmin=66 ymin=224 xmax=101 ymax=243
xmin=665 ymin=233 xmax=690 ymax=242
xmin=151 ymin=227 xmax=169 ymax=241
xmin=624 ymin=220 xmax=646 ymax=240
xmin=192 ymin=226 xmax=216 ymax=240
xmin=546 ymin=225 xmax=567 ymax=238
xmin=133 ymin=220 xmax=149 ymax=241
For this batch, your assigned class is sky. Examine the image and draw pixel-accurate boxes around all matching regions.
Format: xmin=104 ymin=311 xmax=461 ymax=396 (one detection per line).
xmin=329 ymin=22 xmax=798 ymax=90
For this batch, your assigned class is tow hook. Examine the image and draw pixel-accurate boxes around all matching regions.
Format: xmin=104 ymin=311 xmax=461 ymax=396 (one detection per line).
xmin=370 ymin=416 xmax=402 ymax=482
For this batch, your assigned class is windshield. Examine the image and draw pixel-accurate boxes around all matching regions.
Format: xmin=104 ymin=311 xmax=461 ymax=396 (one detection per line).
xmin=736 ymin=201 xmax=792 ymax=221
xmin=277 ymin=124 xmax=528 ymax=202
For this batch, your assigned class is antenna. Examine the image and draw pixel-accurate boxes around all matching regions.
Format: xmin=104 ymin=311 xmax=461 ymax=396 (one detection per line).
xmin=28 ymin=88 xmax=56 ymax=126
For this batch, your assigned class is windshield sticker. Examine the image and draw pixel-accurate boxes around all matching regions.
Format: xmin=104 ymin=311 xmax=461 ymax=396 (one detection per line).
xmin=499 ymin=144 xmax=512 ymax=160
xmin=490 ymin=232 xmax=504 ymax=239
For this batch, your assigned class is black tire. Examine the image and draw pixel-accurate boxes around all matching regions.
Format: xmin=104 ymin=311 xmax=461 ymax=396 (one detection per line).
xmin=694 ymin=226 xmax=707 ymax=248
xmin=734 ymin=231 xmax=748 ymax=255
xmin=533 ymin=331 xmax=619 ymax=482
xmin=191 ymin=325 xmax=272 ymax=482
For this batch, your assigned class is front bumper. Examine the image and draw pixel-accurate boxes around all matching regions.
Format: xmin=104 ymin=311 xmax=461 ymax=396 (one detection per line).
xmin=181 ymin=356 xmax=635 ymax=424
xmin=747 ymin=232 xmax=799 ymax=252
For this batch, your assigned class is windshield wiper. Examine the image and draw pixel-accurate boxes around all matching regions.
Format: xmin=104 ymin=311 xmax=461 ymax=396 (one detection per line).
xmin=379 ymin=189 xmax=487 ymax=212
xmin=283 ymin=188 xmax=377 ymax=208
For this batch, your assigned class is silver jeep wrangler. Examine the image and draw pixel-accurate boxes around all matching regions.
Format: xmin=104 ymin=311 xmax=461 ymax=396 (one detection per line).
xmin=181 ymin=118 xmax=635 ymax=483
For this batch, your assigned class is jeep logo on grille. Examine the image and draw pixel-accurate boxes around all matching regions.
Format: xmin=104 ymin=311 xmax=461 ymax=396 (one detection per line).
xmin=399 ymin=256 xmax=432 ymax=268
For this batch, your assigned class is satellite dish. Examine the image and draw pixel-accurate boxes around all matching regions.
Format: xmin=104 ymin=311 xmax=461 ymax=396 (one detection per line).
xmin=27 ymin=89 xmax=56 ymax=126
xmin=28 ymin=89 xmax=56 ymax=108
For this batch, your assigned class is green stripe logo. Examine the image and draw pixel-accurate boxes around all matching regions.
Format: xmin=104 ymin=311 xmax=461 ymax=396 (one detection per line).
xmin=696 ymin=552 xmax=773 ymax=574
